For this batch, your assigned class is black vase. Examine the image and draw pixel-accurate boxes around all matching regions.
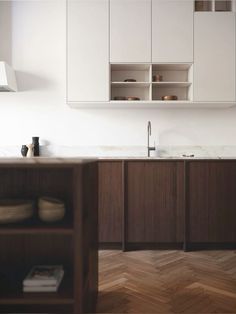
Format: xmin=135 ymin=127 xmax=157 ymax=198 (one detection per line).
xmin=21 ymin=145 xmax=28 ymax=157
xmin=32 ymin=137 xmax=40 ymax=156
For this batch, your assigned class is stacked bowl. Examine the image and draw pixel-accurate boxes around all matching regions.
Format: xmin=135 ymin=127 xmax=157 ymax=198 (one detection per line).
xmin=38 ymin=197 xmax=65 ymax=223
xmin=0 ymin=199 xmax=34 ymax=224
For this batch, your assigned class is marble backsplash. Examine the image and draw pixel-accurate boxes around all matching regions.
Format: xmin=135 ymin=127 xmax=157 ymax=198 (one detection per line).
xmin=1 ymin=145 xmax=236 ymax=158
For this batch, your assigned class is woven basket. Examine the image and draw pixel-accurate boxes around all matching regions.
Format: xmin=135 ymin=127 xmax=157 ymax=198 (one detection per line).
xmin=38 ymin=197 xmax=65 ymax=223
xmin=0 ymin=199 xmax=34 ymax=224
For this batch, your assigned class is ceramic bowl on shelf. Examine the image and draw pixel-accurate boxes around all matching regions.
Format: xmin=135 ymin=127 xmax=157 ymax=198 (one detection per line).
xmin=124 ymin=79 xmax=136 ymax=82
xmin=162 ymin=95 xmax=178 ymax=101
xmin=38 ymin=196 xmax=65 ymax=223
xmin=152 ymin=75 xmax=163 ymax=82
xmin=0 ymin=199 xmax=34 ymax=224
xmin=126 ymin=96 xmax=140 ymax=101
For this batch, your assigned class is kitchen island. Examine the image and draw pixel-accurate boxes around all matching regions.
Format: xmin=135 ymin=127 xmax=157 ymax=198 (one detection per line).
xmin=98 ymin=158 xmax=236 ymax=251
xmin=0 ymin=158 xmax=98 ymax=314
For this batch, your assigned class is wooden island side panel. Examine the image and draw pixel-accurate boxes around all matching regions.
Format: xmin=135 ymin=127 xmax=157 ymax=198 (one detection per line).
xmin=98 ymin=161 xmax=123 ymax=245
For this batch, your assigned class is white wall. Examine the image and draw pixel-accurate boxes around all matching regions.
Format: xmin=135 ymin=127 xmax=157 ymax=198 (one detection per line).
xmin=0 ymin=0 xmax=236 ymax=152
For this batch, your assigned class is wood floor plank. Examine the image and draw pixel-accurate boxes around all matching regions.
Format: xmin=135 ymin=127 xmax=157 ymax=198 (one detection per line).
xmin=97 ymin=250 xmax=236 ymax=314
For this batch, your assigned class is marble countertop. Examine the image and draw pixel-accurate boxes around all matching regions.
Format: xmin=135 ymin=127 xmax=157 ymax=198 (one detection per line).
xmin=1 ymin=145 xmax=236 ymax=159
xmin=0 ymin=157 xmax=97 ymax=165
xmin=1 ymin=157 xmax=236 ymax=164
xmin=98 ymin=156 xmax=236 ymax=160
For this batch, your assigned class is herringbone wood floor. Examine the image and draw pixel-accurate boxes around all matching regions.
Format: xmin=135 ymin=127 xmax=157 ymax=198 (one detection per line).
xmin=97 ymin=250 xmax=236 ymax=313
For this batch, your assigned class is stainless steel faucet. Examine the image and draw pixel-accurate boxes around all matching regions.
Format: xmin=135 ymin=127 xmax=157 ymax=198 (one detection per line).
xmin=147 ymin=121 xmax=156 ymax=157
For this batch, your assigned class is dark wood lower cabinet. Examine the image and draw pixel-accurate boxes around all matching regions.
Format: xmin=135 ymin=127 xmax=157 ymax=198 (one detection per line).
xmin=98 ymin=159 xmax=236 ymax=250
xmin=126 ymin=161 xmax=185 ymax=244
xmin=98 ymin=161 xmax=123 ymax=245
xmin=188 ymin=161 xmax=236 ymax=244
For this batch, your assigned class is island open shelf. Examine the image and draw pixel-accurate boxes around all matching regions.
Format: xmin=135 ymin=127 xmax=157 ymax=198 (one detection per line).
xmin=0 ymin=159 xmax=98 ymax=314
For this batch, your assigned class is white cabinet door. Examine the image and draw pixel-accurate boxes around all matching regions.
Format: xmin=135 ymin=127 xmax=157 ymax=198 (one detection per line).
xmin=67 ymin=0 xmax=109 ymax=102
xmin=110 ymin=0 xmax=151 ymax=63
xmin=194 ymin=13 xmax=235 ymax=102
xmin=152 ymin=0 xmax=193 ymax=63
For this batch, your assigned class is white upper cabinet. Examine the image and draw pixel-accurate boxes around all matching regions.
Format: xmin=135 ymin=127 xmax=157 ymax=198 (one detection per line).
xmin=110 ymin=0 xmax=151 ymax=63
xmin=152 ymin=0 xmax=194 ymax=63
xmin=67 ymin=0 xmax=109 ymax=102
xmin=194 ymin=12 xmax=235 ymax=102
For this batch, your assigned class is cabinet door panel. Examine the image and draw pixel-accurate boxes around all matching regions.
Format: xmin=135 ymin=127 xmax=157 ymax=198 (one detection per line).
xmin=110 ymin=0 xmax=151 ymax=62
xmin=188 ymin=161 xmax=236 ymax=243
xmin=188 ymin=162 xmax=209 ymax=242
xmin=194 ymin=13 xmax=235 ymax=101
xmin=152 ymin=0 xmax=193 ymax=62
xmin=127 ymin=162 xmax=184 ymax=243
xmin=67 ymin=0 xmax=109 ymax=102
xmin=98 ymin=162 xmax=123 ymax=243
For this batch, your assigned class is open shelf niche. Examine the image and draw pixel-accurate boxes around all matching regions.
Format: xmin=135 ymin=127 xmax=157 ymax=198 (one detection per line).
xmin=110 ymin=64 xmax=152 ymax=101
xmin=195 ymin=0 xmax=232 ymax=11
xmin=110 ymin=63 xmax=193 ymax=103
xmin=152 ymin=63 xmax=193 ymax=101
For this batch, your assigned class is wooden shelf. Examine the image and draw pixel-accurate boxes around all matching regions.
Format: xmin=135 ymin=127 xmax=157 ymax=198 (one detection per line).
xmin=111 ymin=64 xmax=150 ymax=71
xmin=0 ymin=274 xmax=73 ymax=305
xmin=152 ymin=82 xmax=191 ymax=88
xmin=0 ymin=224 xmax=74 ymax=235
xmin=152 ymin=63 xmax=192 ymax=71
xmin=0 ymin=290 xmax=74 ymax=305
xmin=111 ymin=82 xmax=150 ymax=88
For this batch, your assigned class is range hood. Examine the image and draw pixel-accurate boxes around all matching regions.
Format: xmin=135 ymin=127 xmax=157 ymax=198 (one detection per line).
xmin=0 ymin=61 xmax=18 ymax=92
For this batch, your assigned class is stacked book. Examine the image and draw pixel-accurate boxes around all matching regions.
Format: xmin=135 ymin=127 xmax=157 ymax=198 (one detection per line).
xmin=23 ymin=265 xmax=64 ymax=292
